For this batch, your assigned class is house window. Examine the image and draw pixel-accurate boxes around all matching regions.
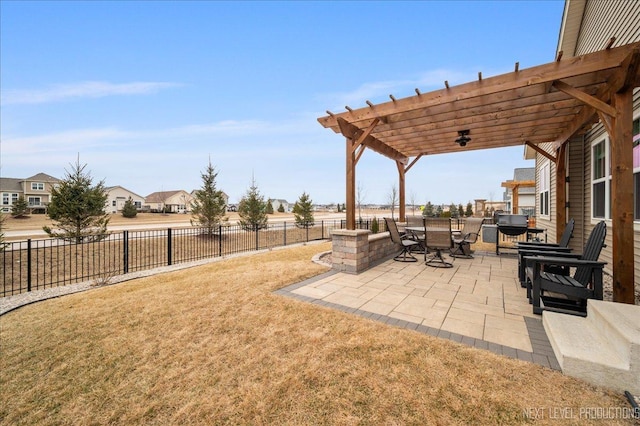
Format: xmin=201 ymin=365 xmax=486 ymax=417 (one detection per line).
xmin=31 ymin=182 xmax=44 ymax=191
xmin=2 ymin=193 xmax=8 ymax=205
xmin=11 ymin=194 xmax=18 ymax=203
xmin=112 ymin=200 xmax=117 ymax=206
xmin=28 ymin=197 xmax=41 ymax=206
xmin=539 ymin=161 xmax=550 ymax=218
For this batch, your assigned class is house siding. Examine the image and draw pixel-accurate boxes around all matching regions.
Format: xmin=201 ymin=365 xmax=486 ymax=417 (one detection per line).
xmin=575 ymin=0 xmax=640 ymax=54
xmin=540 ymin=0 xmax=640 ymax=289
xmin=535 ymin=144 xmax=557 ymax=244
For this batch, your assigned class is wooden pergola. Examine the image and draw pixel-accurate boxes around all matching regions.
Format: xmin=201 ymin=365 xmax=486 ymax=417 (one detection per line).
xmin=318 ymin=41 xmax=640 ymax=304
xmin=501 ymin=180 xmax=535 ymax=215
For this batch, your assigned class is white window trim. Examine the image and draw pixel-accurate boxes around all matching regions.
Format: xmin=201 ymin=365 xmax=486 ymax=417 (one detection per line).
xmin=538 ymin=159 xmax=550 ymax=219
xmin=591 ymin=136 xmax=611 ymax=222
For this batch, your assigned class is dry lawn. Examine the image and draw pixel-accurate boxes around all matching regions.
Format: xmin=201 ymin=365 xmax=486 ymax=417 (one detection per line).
xmin=0 ymin=242 xmax=634 ymax=425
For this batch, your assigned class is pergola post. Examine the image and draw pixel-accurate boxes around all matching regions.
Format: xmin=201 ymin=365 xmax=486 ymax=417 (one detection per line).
xmin=611 ymin=90 xmax=634 ymax=304
xmin=397 ymin=161 xmax=406 ymax=222
xmin=346 ymin=136 xmax=356 ymax=230
xmin=555 ymin=143 xmax=567 ymax=242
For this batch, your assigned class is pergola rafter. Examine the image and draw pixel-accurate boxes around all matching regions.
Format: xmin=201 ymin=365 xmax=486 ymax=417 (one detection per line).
xmin=318 ymin=41 xmax=640 ymax=304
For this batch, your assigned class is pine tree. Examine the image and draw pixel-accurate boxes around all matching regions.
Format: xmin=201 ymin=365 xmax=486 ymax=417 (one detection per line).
xmin=121 ymin=197 xmax=138 ymax=218
xmin=465 ymin=202 xmax=474 ymax=217
xmin=277 ymin=203 xmax=285 ymax=213
xmin=423 ymin=201 xmax=434 ymax=217
xmin=10 ymin=196 xmax=29 ymax=218
xmin=449 ymin=203 xmax=459 ymax=218
xmin=266 ymin=199 xmax=274 ymax=214
xmin=458 ymin=204 xmax=465 ymax=218
xmin=190 ymin=160 xmax=227 ymax=237
xmin=293 ymin=192 xmax=314 ymax=228
xmin=238 ymin=177 xmax=268 ymax=231
xmin=43 ymin=159 xmax=109 ymax=243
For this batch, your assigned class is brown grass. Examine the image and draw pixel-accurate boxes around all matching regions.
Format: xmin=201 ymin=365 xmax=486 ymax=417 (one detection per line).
xmin=0 ymin=243 xmax=634 ymax=425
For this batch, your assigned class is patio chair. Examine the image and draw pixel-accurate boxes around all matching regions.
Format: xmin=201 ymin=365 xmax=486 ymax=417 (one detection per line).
xmin=516 ymin=218 xmax=575 ymax=287
xmin=423 ymin=218 xmax=453 ymax=268
xmin=525 ymin=220 xmax=607 ymax=316
xmin=384 ymin=217 xmax=421 ymax=262
xmin=450 ymin=217 xmax=484 ymax=258
xmin=405 ymin=215 xmax=426 ymax=253
xmin=517 ymin=218 xmax=574 ymax=249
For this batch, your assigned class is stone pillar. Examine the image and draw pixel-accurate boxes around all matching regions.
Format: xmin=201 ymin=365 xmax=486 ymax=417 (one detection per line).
xmin=331 ymin=229 xmax=371 ymax=274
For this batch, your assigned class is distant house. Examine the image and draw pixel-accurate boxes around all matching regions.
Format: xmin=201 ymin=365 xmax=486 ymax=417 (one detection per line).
xmin=271 ymin=199 xmax=291 ymax=212
xmin=502 ymin=167 xmax=536 ymax=217
xmin=145 ymin=190 xmax=194 ymax=213
xmin=105 ymin=186 xmax=145 ymax=214
xmin=0 ymin=173 xmax=60 ymax=214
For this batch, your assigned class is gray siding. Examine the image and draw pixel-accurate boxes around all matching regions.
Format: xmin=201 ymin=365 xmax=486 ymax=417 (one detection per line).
xmin=575 ymin=0 xmax=640 ymax=54
xmin=548 ymin=0 xmax=640 ymax=288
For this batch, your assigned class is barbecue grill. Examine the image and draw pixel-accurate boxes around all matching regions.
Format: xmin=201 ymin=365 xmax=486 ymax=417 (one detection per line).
xmin=495 ymin=214 xmax=539 ymax=254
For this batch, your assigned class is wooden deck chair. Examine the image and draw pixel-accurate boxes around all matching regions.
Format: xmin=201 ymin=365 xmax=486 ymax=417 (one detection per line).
xmin=525 ymin=221 xmax=607 ymax=316
xmin=516 ymin=218 xmax=575 ymax=287
xmin=384 ymin=217 xmax=421 ymax=262
xmin=424 ymin=218 xmax=453 ymax=268
xmin=517 ymin=218 xmax=575 ymax=249
xmin=450 ymin=218 xmax=484 ymax=258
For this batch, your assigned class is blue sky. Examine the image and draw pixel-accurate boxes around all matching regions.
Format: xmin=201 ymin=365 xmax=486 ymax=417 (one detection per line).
xmin=1 ymin=1 xmax=565 ymax=205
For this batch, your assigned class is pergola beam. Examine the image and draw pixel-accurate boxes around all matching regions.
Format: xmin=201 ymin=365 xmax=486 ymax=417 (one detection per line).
xmin=525 ymin=142 xmax=556 ymax=162
xmin=318 ymin=42 xmax=637 ymax=130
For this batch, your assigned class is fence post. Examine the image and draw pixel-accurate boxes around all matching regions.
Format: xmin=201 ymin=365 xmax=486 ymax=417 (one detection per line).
xmin=321 ymin=220 xmax=324 ymax=240
xmin=123 ymin=231 xmax=129 ymax=274
xmin=218 ymin=225 xmax=222 ymax=257
xmin=284 ymin=222 xmax=287 ymax=246
xmin=27 ymin=239 xmax=32 ymax=292
xmin=255 ymin=227 xmax=259 ymax=251
xmin=306 ymin=225 xmax=309 ymax=242
xmin=167 ymin=228 xmax=172 ymax=266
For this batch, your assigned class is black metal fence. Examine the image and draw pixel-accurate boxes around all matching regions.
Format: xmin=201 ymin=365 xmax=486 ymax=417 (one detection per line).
xmin=2 ymin=220 xmax=356 ymax=297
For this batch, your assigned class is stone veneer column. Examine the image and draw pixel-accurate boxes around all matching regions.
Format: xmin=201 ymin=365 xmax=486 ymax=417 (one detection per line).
xmin=330 ymin=229 xmax=371 ymax=274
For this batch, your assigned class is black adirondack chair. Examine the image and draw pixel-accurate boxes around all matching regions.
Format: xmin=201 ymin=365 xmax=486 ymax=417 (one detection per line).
xmin=384 ymin=217 xmax=421 ymax=262
xmin=525 ymin=220 xmax=607 ymax=316
xmin=516 ymin=218 xmax=575 ymax=287
xmin=517 ymin=218 xmax=574 ymax=249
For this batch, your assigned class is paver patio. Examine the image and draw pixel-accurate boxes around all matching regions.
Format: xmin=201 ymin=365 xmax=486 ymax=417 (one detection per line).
xmin=277 ymin=251 xmax=560 ymax=370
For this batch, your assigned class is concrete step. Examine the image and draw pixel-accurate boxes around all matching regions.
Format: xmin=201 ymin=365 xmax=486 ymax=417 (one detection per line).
xmin=588 ymin=300 xmax=640 ymax=369
xmin=543 ymin=300 xmax=640 ymax=394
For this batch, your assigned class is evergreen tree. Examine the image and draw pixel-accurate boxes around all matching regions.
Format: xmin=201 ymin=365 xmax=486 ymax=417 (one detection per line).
xmin=266 ymin=199 xmax=274 ymax=214
xmin=43 ymin=159 xmax=109 ymax=243
xmin=190 ymin=160 xmax=227 ymax=236
xmin=10 ymin=196 xmax=29 ymax=218
xmin=465 ymin=202 xmax=474 ymax=217
xmin=121 ymin=197 xmax=138 ymax=218
xmin=238 ymin=177 xmax=268 ymax=231
xmin=436 ymin=205 xmax=443 ymax=217
xmin=449 ymin=203 xmax=459 ymax=218
xmin=458 ymin=204 xmax=465 ymax=218
xmin=370 ymin=216 xmax=379 ymax=234
xmin=277 ymin=203 xmax=285 ymax=213
xmin=423 ymin=201 xmax=434 ymax=217
xmin=292 ymin=192 xmax=314 ymax=228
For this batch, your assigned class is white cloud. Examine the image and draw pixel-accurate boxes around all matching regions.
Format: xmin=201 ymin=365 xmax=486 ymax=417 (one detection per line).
xmin=1 ymin=81 xmax=181 ymax=105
